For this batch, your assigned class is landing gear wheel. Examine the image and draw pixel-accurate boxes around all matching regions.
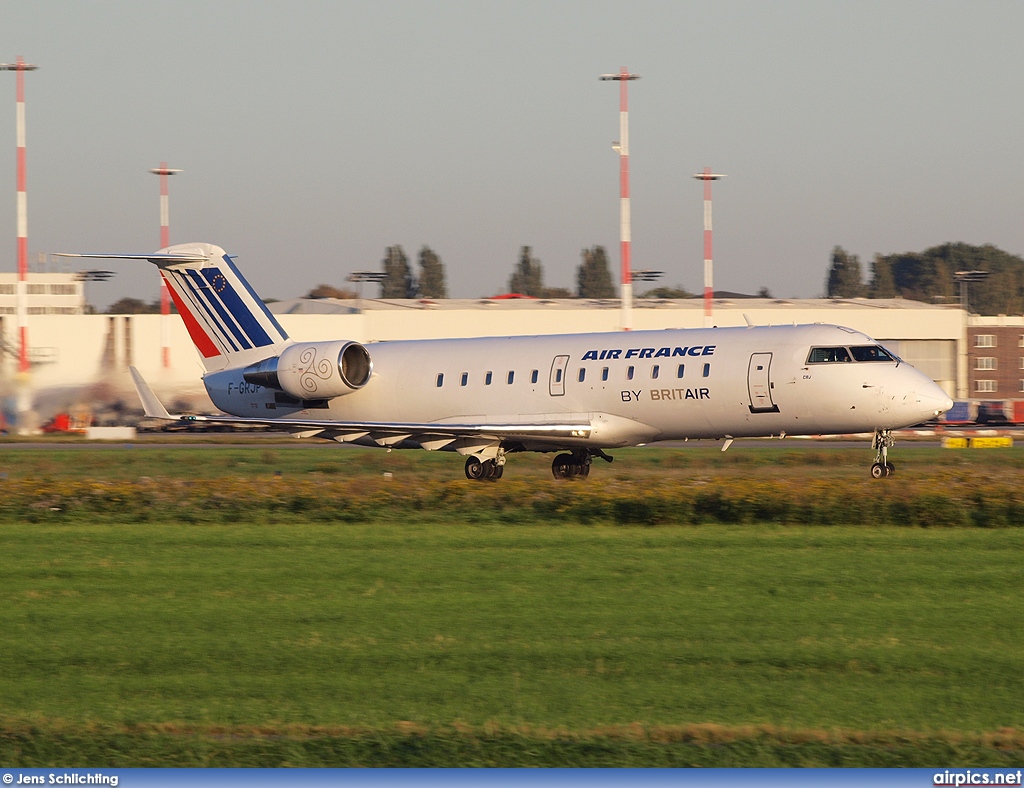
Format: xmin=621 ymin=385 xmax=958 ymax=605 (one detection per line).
xmin=870 ymin=429 xmax=896 ymax=480
xmin=467 ymin=457 xmax=505 ymax=481
xmin=465 ymin=457 xmax=486 ymax=480
xmin=552 ymin=453 xmax=591 ymax=479
xmin=482 ymin=459 xmax=503 ymax=481
xmin=552 ymin=454 xmax=575 ymax=480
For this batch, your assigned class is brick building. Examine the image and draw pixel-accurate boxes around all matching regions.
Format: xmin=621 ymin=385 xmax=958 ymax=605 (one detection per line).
xmin=967 ymin=315 xmax=1024 ymax=398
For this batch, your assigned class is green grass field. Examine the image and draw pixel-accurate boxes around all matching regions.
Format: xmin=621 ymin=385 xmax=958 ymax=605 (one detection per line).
xmin=5 ymin=439 xmax=1024 ymax=482
xmin=0 ymin=442 xmax=1022 ymax=765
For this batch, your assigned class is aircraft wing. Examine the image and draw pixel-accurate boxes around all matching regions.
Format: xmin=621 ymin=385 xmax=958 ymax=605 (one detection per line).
xmin=129 ymin=367 xmax=592 ymax=450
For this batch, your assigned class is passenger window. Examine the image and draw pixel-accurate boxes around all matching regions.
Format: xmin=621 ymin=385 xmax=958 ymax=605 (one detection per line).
xmin=436 ymin=373 xmax=444 ymax=387
xmin=507 ymin=371 xmax=514 ymax=384
xmin=807 ymin=346 xmax=852 ymax=363
xmin=601 ymin=367 xmax=609 ymax=381
xmin=531 ymin=369 xmax=539 ymax=384
xmin=702 ymin=363 xmax=710 ymax=378
xmin=651 ymin=365 xmax=660 ymax=379
xmin=850 ymin=345 xmax=896 ymax=362
xmin=555 ymin=369 xmax=562 ymax=383
xmin=485 ymin=371 xmax=493 ymax=385
xmin=626 ymin=366 xmax=634 ymax=380
xmin=677 ymin=364 xmax=685 ymax=379
xmin=578 ymin=368 xmax=586 ymax=382
xmin=460 ymin=372 xmax=468 ymax=386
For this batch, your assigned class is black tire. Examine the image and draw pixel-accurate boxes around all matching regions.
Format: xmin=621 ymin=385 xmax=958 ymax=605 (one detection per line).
xmin=885 ymin=462 xmax=895 ymax=477
xmin=552 ymin=454 xmax=575 ymax=480
xmin=481 ymin=459 xmax=502 ymax=481
xmin=870 ymin=462 xmax=885 ymax=479
xmin=578 ymin=461 xmax=591 ymax=478
xmin=492 ymin=463 xmax=504 ymax=480
xmin=465 ymin=457 xmax=486 ymax=480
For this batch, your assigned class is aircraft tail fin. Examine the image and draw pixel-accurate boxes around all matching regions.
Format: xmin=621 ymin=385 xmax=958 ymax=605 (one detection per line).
xmin=60 ymin=243 xmax=289 ymax=371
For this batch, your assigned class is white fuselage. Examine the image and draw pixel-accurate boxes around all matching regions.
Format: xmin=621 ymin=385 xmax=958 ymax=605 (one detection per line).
xmin=203 ymin=323 xmax=952 ymax=449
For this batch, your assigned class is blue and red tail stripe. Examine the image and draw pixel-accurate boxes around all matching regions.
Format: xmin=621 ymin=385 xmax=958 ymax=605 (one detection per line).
xmin=168 ymin=263 xmax=285 ymax=355
xmin=220 ymin=254 xmax=289 ymax=342
xmin=162 ymin=273 xmax=221 ymax=359
xmin=200 ymin=267 xmax=273 ymax=348
xmin=170 ymin=269 xmax=241 ymax=353
xmin=183 ymin=269 xmax=251 ymax=350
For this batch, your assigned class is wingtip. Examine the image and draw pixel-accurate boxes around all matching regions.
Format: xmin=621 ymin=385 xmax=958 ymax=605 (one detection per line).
xmin=129 ymin=366 xmax=173 ymax=420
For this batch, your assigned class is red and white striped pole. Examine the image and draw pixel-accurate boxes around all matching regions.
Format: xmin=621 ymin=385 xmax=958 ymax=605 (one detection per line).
xmin=1 ymin=58 xmax=38 ymax=375
xmin=149 ymin=163 xmax=181 ymax=368
xmin=692 ymin=168 xmax=726 ymax=327
xmin=601 ymin=68 xmax=640 ymax=331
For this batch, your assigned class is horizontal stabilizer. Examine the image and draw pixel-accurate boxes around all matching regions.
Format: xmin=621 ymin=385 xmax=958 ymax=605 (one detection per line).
xmin=129 ymin=366 xmax=172 ymax=420
xmin=55 ymin=251 xmax=210 ymax=265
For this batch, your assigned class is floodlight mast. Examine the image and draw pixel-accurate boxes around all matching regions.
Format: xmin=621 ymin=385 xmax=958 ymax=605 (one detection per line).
xmin=0 ymin=58 xmax=38 ymax=376
xmin=149 ymin=163 xmax=182 ymax=368
xmin=600 ymin=68 xmax=640 ymax=331
xmin=347 ymin=271 xmax=387 ymax=306
xmin=1 ymin=57 xmax=38 ymax=433
xmin=692 ymin=169 xmax=726 ymax=327
xmin=953 ymin=270 xmax=989 ymax=314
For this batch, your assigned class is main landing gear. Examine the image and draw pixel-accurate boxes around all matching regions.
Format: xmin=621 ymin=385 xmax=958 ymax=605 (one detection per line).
xmin=463 ymin=449 xmax=614 ymax=481
xmin=552 ymin=453 xmax=589 ymax=479
xmin=870 ymin=429 xmax=896 ymax=479
xmin=551 ymin=449 xmax=613 ymax=480
xmin=465 ymin=456 xmax=504 ymax=481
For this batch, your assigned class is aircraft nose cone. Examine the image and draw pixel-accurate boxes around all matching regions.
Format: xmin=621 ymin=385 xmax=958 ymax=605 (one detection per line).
xmin=916 ymin=388 xmax=954 ymax=419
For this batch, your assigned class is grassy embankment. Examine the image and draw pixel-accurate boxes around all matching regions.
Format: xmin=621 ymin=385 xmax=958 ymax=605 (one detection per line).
xmin=0 ymin=444 xmax=1022 ymax=765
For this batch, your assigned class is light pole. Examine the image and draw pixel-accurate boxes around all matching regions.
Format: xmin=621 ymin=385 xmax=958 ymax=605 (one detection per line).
xmin=1 ymin=58 xmax=38 ymax=374
xmin=1 ymin=57 xmax=38 ymax=432
xmin=600 ymin=68 xmax=640 ymax=331
xmin=75 ymin=269 xmax=115 ymax=314
xmin=633 ymin=269 xmax=663 ymax=293
xmin=149 ymin=163 xmax=182 ymax=368
xmin=347 ymin=271 xmax=387 ymax=311
xmin=692 ymin=168 xmax=726 ymax=327
xmin=953 ymin=270 xmax=989 ymax=314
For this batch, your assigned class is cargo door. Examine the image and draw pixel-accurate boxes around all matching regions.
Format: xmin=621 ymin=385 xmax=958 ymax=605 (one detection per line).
xmin=549 ymin=355 xmax=569 ymax=396
xmin=747 ymin=352 xmax=780 ymax=413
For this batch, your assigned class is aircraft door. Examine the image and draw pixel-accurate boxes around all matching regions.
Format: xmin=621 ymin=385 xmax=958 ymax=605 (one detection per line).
xmin=747 ymin=352 xmax=780 ymax=413
xmin=549 ymin=355 xmax=569 ymax=396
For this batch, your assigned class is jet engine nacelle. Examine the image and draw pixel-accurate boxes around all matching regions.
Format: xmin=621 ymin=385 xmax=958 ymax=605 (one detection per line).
xmin=243 ymin=340 xmax=373 ymax=400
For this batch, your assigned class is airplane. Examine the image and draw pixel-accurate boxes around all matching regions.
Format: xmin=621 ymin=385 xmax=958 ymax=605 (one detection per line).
xmin=62 ymin=243 xmax=953 ymax=480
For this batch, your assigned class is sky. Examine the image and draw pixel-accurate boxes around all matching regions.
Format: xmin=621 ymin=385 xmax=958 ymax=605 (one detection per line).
xmin=2 ymin=0 xmax=1023 ymax=310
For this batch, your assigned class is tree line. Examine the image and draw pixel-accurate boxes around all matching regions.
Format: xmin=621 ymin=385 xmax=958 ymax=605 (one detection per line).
xmin=106 ymin=240 xmax=1021 ymax=315
xmin=826 ymin=242 xmax=1024 ymax=314
xmin=305 ymin=245 xmax=692 ymax=301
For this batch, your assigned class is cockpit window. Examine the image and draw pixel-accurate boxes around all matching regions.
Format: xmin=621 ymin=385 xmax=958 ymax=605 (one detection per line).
xmin=850 ymin=345 xmax=896 ymax=362
xmin=807 ymin=346 xmax=852 ymax=363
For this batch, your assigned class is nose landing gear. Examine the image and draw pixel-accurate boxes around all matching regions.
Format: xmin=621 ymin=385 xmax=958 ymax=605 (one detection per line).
xmin=870 ymin=429 xmax=896 ymax=478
